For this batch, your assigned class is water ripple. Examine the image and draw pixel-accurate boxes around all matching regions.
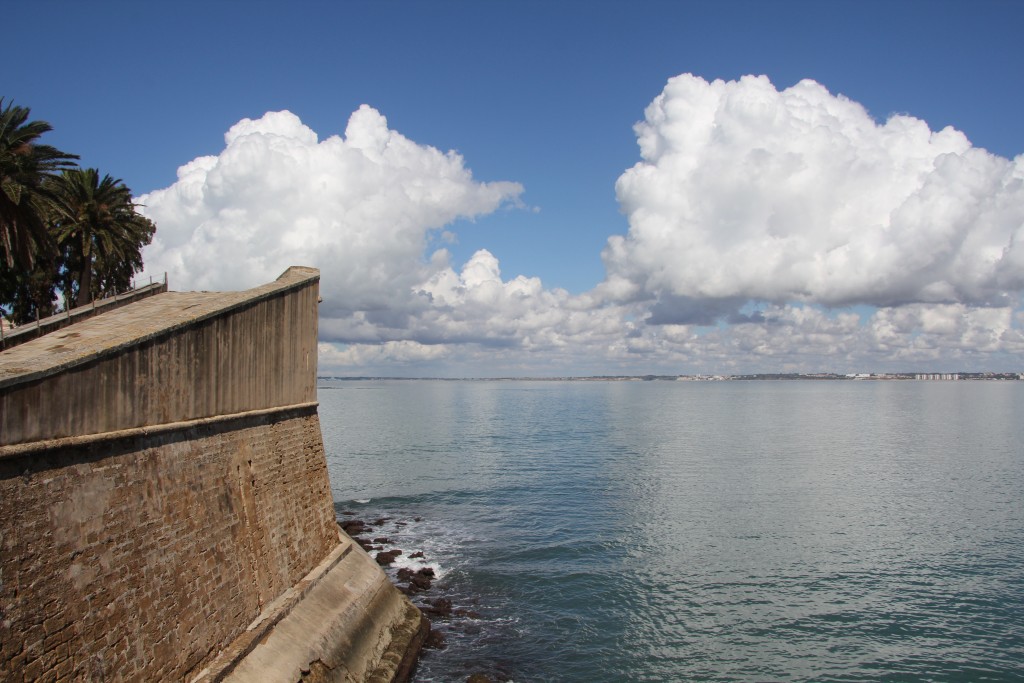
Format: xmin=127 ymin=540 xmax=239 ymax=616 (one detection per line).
xmin=320 ymin=379 xmax=1024 ymax=682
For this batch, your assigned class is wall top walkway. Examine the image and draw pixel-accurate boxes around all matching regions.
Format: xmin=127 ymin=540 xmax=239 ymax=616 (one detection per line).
xmin=1 ymin=280 xmax=168 ymax=352
xmin=0 ymin=266 xmax=319 ymax=392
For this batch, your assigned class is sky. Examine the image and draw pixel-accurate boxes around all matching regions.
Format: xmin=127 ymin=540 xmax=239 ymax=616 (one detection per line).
xmin=8 ymin=0 xmax=1024 ymax=376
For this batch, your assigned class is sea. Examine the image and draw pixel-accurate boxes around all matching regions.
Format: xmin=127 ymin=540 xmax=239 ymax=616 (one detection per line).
xmin=317 ymin=378 xmax=1024 ymax=682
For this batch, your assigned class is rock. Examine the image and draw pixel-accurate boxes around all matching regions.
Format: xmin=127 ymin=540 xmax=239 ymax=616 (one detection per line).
xmin=423 ymin=628 xmax=446 ymax=650
xmin=373 ymin=537 xmax=390 ymax=544
xmin=340 ymin=519 xmax=366 ymax=535
xmin=422 ymin=598 xmax=452 ymax=618
xmin=467 ymin=675 xmax=493 ymax=683
xmin=414 ymin=517 xmax=423 ymax=522
xmin=454 ymin=608 xmax=482 ymax=619
xmin=395 ymin=566 xmax=434 ymax=592
xmin=375 ymin=549 xmax=402 ymax=566
xmin=408 ymin=567 xmax=434 ymax=590
xmin=409 ymin=574 xmax=432 ymax=590
xmin=373 ymin=517 xmax=390 ymax=526
xmin=409 ymin=551 xmax=424 ymax=559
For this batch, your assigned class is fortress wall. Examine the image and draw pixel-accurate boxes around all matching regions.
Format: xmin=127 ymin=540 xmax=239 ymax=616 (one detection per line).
xmin=0 ymin=408 xmax=337 ymax=681
xmin=0 ymin=268 xmax=425 ymax=682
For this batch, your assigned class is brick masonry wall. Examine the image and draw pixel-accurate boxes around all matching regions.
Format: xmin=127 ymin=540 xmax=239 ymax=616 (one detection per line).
xmin=0 ymin=408 xmax=339 ymax=682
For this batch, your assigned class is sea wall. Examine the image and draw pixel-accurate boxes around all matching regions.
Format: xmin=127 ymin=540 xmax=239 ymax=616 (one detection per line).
xmin=0 ymin=268 xmax=424 ymax=682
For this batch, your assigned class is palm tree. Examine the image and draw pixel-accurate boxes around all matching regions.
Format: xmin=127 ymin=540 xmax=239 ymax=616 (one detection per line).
xmin=0 ymin=99 xmax=78 ymax=270
xmin=49 ymin=168 xmax=156 ymax=307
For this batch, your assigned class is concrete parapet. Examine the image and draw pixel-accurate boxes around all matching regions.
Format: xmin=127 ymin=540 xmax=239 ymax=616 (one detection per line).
xmin=1 ymin=266 xmax=320 ymax=445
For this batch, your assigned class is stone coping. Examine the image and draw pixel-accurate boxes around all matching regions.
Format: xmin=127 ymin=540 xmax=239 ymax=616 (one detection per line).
xmin=0 ymin=402 xmax=320 ymax=460
xmin=0 ymin=267 xmax=319 ymax=391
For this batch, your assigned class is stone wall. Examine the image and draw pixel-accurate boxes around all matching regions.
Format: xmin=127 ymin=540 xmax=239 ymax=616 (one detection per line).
xmin=0 ymin=268 xmax=424 ymax=682
xmin=0 ymin=409 xmax=336 ymax=681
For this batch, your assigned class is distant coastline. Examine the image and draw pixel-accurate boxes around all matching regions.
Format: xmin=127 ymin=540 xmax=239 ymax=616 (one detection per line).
xmin=319 ymin=372 xmax=1023 ymax=382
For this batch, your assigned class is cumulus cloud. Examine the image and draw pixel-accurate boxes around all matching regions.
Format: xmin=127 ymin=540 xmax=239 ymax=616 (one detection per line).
xmin=318 ymin=340 xmax=452 ymax=368
xmin=605 ymin=74 xmax=1024 ymax=317
xmin=136 ymin=106 xmax=638 ymax=372
xmin=138 ymin=106 xmax=523 ymax=317
xmin=136 ymin=90 xmax=1022 ymax=375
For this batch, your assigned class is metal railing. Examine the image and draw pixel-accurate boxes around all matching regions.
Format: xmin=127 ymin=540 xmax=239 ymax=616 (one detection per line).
xmin=1 ymin=273 xmax=168 ymax=351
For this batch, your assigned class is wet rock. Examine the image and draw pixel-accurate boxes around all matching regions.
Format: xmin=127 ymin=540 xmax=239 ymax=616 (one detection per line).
xmin=409 ymin=571 xmax=433 ymax=590
xmin=396 ymin=566 xmax=434 ymax=591
xmin=340 ymin=519 xmax=367 ymax=536
xmin=467 ymin=675 xmax=493 ymax=683
xmin=373 ymin=537 xmax=391 ymax=544
xmin=423 ymin=628 xmax=446 ymax=650
xmin=373 ymin=517 xmax=390 ymax=526
xmin=414 ymin=517 xmax=423 ymax=522
xmin=454 ymin=608 xmax=482 ymax=619
xmin=375 ymin=549 xmax=402 ymax=566
xmin=409 ymin=551 xmax=425 ymax=559
xmin=422 ymin=598 xmax=452 ymax=618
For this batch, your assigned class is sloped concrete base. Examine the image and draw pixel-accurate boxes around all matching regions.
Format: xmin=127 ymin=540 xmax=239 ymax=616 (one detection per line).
xmin=192 ymin=534 xmax=427 ymax=683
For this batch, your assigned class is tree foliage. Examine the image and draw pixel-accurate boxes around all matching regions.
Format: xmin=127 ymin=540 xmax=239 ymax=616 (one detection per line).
xmin=0 ymin=99 xmax=78 ymax=270
xmin=0 ymin=100 xmax=155 ymax=326
xmin=49 ymin=169 xmax=156 ymax=307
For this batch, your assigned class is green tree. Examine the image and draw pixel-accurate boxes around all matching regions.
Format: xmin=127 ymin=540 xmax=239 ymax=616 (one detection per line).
xmin=0 ymin=255 xmax=60 ymax=323
xmin=49 ymin=168 xmax=155 ymax=307
xmin=0 ymin=99 xmax=78 ymax=270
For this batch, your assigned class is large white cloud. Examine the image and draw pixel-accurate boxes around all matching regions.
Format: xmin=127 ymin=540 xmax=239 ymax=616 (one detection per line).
xmin=136 ymin=93 xmax=1023 ymax=375
xmin=138 ymin=106 xmax=523 ymax=317
xmin=605 ymin=74 xmax=1024 ymax=316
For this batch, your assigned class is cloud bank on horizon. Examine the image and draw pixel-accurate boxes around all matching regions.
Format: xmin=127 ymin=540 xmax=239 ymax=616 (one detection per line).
xmin=139 ymin=74 xmax=1024 ymax=374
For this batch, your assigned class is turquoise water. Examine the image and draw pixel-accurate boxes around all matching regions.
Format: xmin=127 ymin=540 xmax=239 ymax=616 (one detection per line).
xmin=318 ymin=379 xmax=1024 ymax=682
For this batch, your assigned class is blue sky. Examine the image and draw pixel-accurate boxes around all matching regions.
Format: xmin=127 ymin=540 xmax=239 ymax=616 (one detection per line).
xmin=8 ymin=1 xmax=1024 ymax=375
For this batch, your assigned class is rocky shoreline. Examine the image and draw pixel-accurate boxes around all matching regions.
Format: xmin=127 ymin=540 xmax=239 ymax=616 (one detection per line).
xmin=338 ymin=513 xmax=500 ymax=682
